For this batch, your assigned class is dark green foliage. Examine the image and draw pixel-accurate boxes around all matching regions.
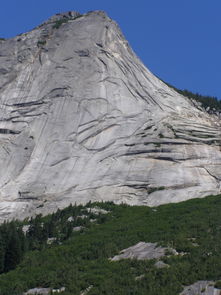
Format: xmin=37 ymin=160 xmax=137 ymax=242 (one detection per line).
xmin=52 ymin=14 xmax=83 ymax=29
xmin=37 ymin=40 xmax=46 ymax=47
xmin=0 ymin=203 xmax=99 ymax=275
xmin=1 ymin=196 xmax=221 ymax=294
xmin=0 ymin=222 xmax=25 ymax=273
xmin=165 ymin=81 xmax=221 ymax=112
xmin=148 ymin=186 xmax=165 ymax=194
xmin=178 ymin=89 xmax=221 ymax=112
xmin=215 ymin=280 xmax=221 ymax=289
xmin=0 ymin=238 xmax=5 ymax=273
xmin=4 ymin=233 xmax=21 ymax=272
xmin=52 ymin=18 xmax=69 ymax=29
xmin=154 ymin=142 xmax=161 ymax=147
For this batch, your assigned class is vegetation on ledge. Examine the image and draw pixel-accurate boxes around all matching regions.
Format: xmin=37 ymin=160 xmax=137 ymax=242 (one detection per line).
xmin=52 ymin=14 xmax=83 ymax=29
xmin=166 ymin=81 xmax=221 ymax=113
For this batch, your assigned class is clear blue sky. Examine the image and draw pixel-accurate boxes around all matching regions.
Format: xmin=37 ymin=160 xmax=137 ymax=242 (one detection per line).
xmin=1 ymin=0 xmax=221 ymax=98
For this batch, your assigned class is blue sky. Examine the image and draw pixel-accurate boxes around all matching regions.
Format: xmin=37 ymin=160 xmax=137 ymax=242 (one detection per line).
xmin=1 ymin=0 xmax=221 ymax=98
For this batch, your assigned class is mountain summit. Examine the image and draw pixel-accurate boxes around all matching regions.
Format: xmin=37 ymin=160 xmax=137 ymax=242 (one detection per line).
xmin=0 ymin=11 xmax=220 ymax=220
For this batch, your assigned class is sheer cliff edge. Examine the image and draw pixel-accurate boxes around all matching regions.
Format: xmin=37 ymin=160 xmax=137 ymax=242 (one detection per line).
xmin=0 ymin=11 xmax=220 ymax=220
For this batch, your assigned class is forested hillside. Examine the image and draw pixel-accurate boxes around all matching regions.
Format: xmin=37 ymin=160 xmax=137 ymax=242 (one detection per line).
xmin=1 ymin=196 xmax=221 ymax=294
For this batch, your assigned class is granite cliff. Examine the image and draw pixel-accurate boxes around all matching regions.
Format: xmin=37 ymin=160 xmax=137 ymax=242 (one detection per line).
xmin=0 ymin=11 xmax=220 ymax=220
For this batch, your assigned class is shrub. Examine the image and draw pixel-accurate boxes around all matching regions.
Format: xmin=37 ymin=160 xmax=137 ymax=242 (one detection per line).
xmin=52 ymin=18 xmax=69 ymax=29
xmin=52 ymin=14 xmax=83 ymax=29
xmin=37 ymin=40 xmax=46 ymax=47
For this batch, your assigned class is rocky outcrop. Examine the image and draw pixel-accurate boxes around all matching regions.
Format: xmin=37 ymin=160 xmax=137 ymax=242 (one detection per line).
xmin=110 ymin=242 xmax=177 ymax=261
xmin=24 ymin=287 xmax=65 ymax=295
xmin=0 ymin=11 xmax=220 ymax=220
xmin=180 ymin=281 xmax=220 ymax=295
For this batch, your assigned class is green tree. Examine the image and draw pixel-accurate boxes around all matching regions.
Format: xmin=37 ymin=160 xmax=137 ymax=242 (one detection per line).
xmin=4 ymin=230 xmax=22 ymax=272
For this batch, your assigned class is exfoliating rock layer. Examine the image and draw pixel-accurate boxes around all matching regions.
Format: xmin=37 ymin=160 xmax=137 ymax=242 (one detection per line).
xmin=0 ymin=11 xmax=220 ymax=220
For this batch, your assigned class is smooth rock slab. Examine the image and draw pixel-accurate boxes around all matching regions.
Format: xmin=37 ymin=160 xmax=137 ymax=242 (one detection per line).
xmin=0 ymin=10 xmax=221 ymax=221
xmin=154 ymin=260 xmax=169 ymax=268
xmin=110 ymin=242 xmax=177 ymax=261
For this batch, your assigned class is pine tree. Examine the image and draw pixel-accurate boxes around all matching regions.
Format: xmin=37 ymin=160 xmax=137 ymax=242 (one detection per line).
xmin=4 ymin=227 xmax=22 ymax=272
xmin=0 ymin=233 xmax=5 ymax=273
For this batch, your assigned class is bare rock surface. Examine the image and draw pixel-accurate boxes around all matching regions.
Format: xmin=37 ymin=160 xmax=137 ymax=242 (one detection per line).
xmin=0 ymin=11 xmax=221 ymax=220
xmin=47 ymin=237 xmax=56 ymax=244
xmin=180 ymin=281 xmax=220 ymax=295
xmin=110 ymin=241 xmax=176 ymax=261
xmin=154 ymin=260 xmax=169 ymax=268
xmin=73 ymin=226 xmax=84 ymax=231
xmin=24 ymin=288 xmax=51 ymax=295
xmin=24 ymin=288 xmax=50 ymax=295
xmin=80 ymin=285 xmax=93 ymax=295
xmin=86 ymin=207 xmax=109 ymax=214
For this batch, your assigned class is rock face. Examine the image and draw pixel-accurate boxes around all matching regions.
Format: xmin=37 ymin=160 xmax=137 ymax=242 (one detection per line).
xmin=110 ymin=242 xmax=176 ymax=261
xmin=0 ymin=11 xmax=221 ymax=220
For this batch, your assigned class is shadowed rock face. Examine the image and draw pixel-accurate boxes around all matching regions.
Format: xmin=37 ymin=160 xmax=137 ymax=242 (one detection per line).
xmin=0 ymin=11 xmax=220 ymax=220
